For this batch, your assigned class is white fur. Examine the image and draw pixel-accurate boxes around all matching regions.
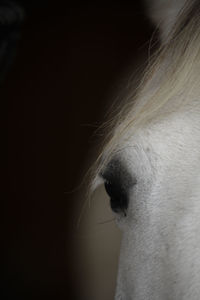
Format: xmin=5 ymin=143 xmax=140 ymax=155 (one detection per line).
xmin=115 ymin=109 xmax=200 ymax=299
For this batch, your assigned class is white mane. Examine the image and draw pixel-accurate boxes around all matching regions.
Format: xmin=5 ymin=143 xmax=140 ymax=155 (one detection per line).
xmin=92 ymin=0 xmax=200 ymax=183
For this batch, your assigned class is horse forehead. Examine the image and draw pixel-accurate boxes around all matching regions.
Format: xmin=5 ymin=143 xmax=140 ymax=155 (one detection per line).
xmin=126 ymin=110 xmax=200 ymax=155
xmin=116 ymin=110 xmax=200 ymax=183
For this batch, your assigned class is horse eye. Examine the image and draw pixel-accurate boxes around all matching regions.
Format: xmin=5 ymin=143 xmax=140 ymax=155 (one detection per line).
xmin=104 ymin=180 xmax=128 ymax=215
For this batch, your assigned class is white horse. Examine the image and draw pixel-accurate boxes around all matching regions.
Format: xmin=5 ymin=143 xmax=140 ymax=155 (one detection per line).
xmin=91 ymin=0 xmax=200 ymax=299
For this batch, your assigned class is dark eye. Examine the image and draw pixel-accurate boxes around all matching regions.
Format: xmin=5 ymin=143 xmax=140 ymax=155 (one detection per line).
xmin=101 ymin=158 xmax=136 ymax=216
xmin=104 ymin=180 xmax=128 ymax=215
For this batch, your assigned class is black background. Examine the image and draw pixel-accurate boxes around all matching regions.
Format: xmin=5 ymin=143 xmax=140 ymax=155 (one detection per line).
xmin=6 ymin=1 xmax=154 ymax=299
